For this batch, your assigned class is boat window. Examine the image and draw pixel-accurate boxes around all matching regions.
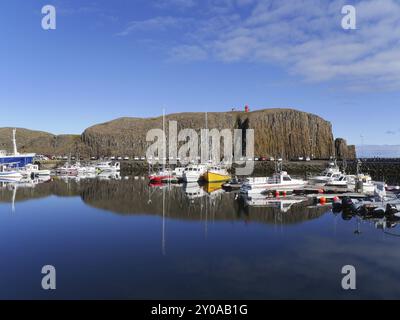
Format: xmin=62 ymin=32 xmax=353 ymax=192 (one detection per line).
xmin=283 ymin=176 xmax=291 ymax=181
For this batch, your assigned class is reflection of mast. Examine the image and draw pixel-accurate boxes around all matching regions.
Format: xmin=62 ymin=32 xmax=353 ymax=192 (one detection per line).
xmin=205 ymin=191 xmax=208 ymax=240
xmin=162 ymin=185 xmax=166 ymax=256
xmin=11 ymin=184 xmax=17 ymax=213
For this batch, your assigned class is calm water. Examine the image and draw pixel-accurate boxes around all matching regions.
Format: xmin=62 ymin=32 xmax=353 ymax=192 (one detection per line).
xmin=1 ymin=175 xmax=400 ymax=300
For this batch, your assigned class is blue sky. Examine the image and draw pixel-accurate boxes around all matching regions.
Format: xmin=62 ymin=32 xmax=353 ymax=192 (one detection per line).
xmin=1 ymin=0 xmax=400 ymax=146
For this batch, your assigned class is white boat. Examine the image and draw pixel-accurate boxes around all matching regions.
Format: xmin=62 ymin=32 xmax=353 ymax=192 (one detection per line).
xmin=182 ymin=164 xmax=208 ymax=182
xmin=173 ymin=167 xmax=186 ymax=180
xmin=308 ymin=161 xmax=342 ymax=185
xmin=242 ymin=195 xmax=308 ymax=212
xmin=95 ymin=161 xmax=121 ymax=172
xmin=76 ymin=162 xmax=96 ymax=175
xmin=0 ymin=129 xmax=36 ymax=168
xmin=56 ymin=163 xmax=79 ymax=176
xmin=325 ymin=174 xmax=354 ymax=188
xmin=240 ymin=171 xmax=306 ymax=195
xmin=0 ymin=164 xmax=23 ymax=180
xmin=19 ymin=164 xmax=51 ymax=177
xmin=183 ymin=182 xmax=206 ymax=200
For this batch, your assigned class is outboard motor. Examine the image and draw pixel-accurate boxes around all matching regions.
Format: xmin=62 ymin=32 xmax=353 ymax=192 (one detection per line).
xmin=386 ymin=203 xmax=400 ymax=216
xmin=342 ymin=197 xmax=357 ymax=213
xmin=373 ymin=206 xmax=385 ymax=218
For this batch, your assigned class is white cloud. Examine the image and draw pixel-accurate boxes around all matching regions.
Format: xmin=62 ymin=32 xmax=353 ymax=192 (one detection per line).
xmin=116 ymin=16 xmax=186 ymax=36
xmin=169 ymin=45 xmax=208 ymax=61
xmin=117 ymin=0 xmax=400 ymax=90
xmin=154 ymin=0 xmax=197 ymax=9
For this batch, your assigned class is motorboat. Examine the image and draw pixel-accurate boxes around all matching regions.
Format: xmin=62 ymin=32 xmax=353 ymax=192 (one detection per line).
xmin=308 ymin=161 xmax=342 ymax=185
xmin=56 ymin=163 xmax=79 ymax=176
xmin=203 ymin=165 xmax=231 ymax=182
xmin=222 ymin=177 xmax=246 ymax=191
xmin=76 ymin=163 xmax=96 ymax=175
xmin=148 ymin=169 xmax=174 ymax=183
xmin=95 ymin=161 xmax=121 ymax=172
xmin=0 ymin=164 xmax=23 ymax=180
xmin=173 ymin=167 xmax=186 ymax=180
xmin=241 ymin=194 xmax=308 ymax=213
xmin=241 ymin=171 xmax=306 ymax=194
xmin=182 ymin=164 xmax=208 ymax=182
xmin=325 ymin=174 xmax=355 ymax=188
xmin=183 ymin=182 xmax=206 ymax=200
xmin=18 ymin=164 xmax=51 ymax=177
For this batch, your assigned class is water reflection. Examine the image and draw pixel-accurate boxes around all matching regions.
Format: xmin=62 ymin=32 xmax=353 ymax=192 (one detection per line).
xmin=0 ymin=176 xmax=329 ymax=223
xmin=2 ymin=175 xmax=400 ymax=299
xmin=3 ymin=175 xmax=400 ymax=238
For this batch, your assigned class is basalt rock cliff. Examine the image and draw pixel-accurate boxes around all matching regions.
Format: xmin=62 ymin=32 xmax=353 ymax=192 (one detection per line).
xmin=335 ymin=138 xmax=357 ymax=160
xmin=0 ymin=109 xmax=355 ymax=159
xmin=82 ymin=109 xmax=339 ymax=159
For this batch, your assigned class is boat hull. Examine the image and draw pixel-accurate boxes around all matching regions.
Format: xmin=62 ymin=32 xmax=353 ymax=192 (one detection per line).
xmin=0 ymin=154 xmax=35 ymax=168
xmin=204 ymin=171 xmax=230 ymax=183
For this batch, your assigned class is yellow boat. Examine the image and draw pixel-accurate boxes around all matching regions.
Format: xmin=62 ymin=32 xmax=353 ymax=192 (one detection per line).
xmin=203 ymin=167 xmax=231 ymax=182
xmin=203 ymin=182 xmax=224 ymax=193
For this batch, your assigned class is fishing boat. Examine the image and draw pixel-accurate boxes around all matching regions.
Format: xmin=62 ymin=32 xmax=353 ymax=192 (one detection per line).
xmin=182 ymin=164 xmax=208 ymax=182
xmin=203 ymin=165 xmax=231 ymax=182
xmin=184 ymin=182 xmax=206 ymax=200
xmin=0 ymin=129 xmax=35 ymax=167
xmin=0 ymin=164 xmax=23 ymax=180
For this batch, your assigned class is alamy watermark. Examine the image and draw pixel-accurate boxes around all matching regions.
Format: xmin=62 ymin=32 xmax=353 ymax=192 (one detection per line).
xmin=41 ymin=265 xmax=56 ymax=290
xmin=341 ymin=5 xmax=356 ymax=30
xmin=146 ymin=121 xmax=255 ymax=176
xmin=41 ymin=5 xmax=56 ymax=30
xmin=341 ymin=265 xmax=356 ymax=290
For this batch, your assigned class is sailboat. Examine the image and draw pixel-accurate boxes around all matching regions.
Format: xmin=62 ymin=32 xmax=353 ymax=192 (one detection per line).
xmin=149 ymin=108 xmax=174 ymax=183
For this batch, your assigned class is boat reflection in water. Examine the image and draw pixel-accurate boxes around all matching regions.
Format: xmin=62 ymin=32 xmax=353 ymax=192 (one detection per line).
xmin=2 ymin=176 xmax=400 ymax=234
xmin=3 ymin=175 xmax=400 ymax=299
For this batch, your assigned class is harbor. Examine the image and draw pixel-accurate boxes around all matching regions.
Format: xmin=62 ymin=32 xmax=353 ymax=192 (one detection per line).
xmin=1 ymin=124 xmax=400 ymax=299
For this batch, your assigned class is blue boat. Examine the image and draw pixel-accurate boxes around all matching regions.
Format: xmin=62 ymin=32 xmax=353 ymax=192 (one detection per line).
xmin=0 ymin=129 xmax=36 ymax=168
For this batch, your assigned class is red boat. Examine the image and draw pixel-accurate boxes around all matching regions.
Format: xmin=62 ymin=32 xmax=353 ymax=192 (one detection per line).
xmin=148 ymin=170 xmax=174 ymax=183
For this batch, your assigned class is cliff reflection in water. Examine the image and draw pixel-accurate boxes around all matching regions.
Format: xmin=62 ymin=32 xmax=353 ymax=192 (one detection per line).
xmin=0 ymin=176 xmax=331 ymax=225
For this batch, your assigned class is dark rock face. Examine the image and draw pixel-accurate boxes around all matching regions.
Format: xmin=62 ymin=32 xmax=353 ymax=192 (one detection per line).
xmin=82 ymin=108 xmax=337 ymax=159
xmin=0 ymin=109 xmax=355 ymax=159
xmin=335 ymin=138 xmax=356 ymax=160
